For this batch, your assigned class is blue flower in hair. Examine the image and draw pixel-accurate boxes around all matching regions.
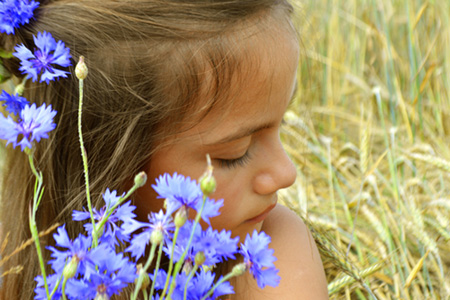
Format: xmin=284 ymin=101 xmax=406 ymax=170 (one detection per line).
xmin=0 ymin=0 xmax=39 ymax=35
xmin=0 ymin=102 xmax=56 ymax=151
xmin=13 ymin=31 xmax=72 ymax=84
xmin=0 ymin=90 xmax=29 ymax=114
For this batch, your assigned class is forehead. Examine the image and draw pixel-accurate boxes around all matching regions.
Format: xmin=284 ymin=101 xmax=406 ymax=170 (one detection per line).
xmin=193 ymin=23 xmax=299 ymax=138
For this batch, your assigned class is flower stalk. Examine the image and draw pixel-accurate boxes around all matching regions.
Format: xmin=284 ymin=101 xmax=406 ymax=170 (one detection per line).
xmin=27 ymin=152 xmax=50 ymax=299
xmin=75 ymin=57 xmax=97 ymax=247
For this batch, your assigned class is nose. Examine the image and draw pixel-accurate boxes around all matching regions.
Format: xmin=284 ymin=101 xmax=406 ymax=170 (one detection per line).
xmin=252 ymin=139 xmax=297 ymax=195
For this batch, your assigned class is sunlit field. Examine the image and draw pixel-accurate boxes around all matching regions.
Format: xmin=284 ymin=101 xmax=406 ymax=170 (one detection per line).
xmin=280 ymin=0 xmax=450 ymax=298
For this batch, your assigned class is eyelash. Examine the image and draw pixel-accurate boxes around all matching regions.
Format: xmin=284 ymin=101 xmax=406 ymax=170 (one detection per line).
xmin=216 ymin=150 xmax=252 ymax=169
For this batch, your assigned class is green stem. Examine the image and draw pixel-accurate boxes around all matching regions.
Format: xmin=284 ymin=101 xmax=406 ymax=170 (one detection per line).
xmin=29 ymin=214 xmax=50 ymax=299
xmin=132 ymin=243 xmax=158 ymax=300
xmin=49 ymin=275 xmax=63 ymax=299
xmin=27 ymin=153 xmax=50 ymax=299
xmin=61 ymin=277 xmax=68 ymax=300
xmin=95 ymin=181 xmax=142 ymax=232
xmin=27 ymin=151 xmax=39 ymax=180
xmin=150 ymin=241 xmax=164 ymax=299
xmin=160 ymin=226 xmax=180 ymax=299
xmin=77 ymin=78 xmax=97 ymax=246
xmin=183 ymin=264 xmax=199 ymax=300
xmin=166 ymin=196 xmax=207 ymax=299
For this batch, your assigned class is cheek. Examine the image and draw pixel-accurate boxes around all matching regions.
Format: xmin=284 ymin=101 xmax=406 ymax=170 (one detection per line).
xmin=208 ymin=175 xmax=251 ymax=228
xmin=133 ymin=182 xmax=165 ymax=221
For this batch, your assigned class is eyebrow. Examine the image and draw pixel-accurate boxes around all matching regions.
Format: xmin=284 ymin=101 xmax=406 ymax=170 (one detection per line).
xmin=205 ymin=122 xmax=275 ymax=145
xmin=207 ymin=81 xmax=299 ymax=146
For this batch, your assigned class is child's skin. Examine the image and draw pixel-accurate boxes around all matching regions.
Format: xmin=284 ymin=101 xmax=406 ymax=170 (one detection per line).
xmin=135 ymin=19 xmax=329 ymax=299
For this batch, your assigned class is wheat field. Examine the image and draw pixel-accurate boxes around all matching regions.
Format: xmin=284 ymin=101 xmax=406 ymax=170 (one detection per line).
xmin=280 ymin=0 xmax=450 ymax=299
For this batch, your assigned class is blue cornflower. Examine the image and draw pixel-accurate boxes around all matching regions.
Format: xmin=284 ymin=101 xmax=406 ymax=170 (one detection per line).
xmin=149 ymin=269 xmax=169 ymax=291
xmin=153 ymin=173 xmax=223 ymax=224
xmin=193 ymin=227 xmax=239 ymax=266
xmin=47 ymin=225 xmax=100 ymax=279
xmin=72 ymin=188 xmax=136 ymax=247
xmin=149 ymin=269 xmax=189 ymax=300
xmin=240 ymin=230 xmax=280 ymax=289
xmin=13 ymin=31 xmax=72 ymax=83
xmin=194 ymin=197 xmax=223 ymax=225
xmin=163 ymin=220 xmax=201 ymax=264
xmin=152 ymin=173 xmax=203 ymax=215
xmin=123 ymin=209 xmax=175 ymax=259
xmin=187 ymin=270 xmax=234 ymax=300
xmin=67 ymin=248 xmax=137 ymax=299
xmin=163 ymin=220 xmax=237 ymax=268
xmin=0 ymin=102 xmax=56 ymax=151
xmin=0 ymin=0 xmax=39 ymax=34
xmin=0 ymin=90 xmax=29 ymax=114
xmin=34 ymin=274 xmax=63 ymax=300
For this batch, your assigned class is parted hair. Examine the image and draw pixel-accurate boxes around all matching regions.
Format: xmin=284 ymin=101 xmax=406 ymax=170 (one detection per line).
xmin=0 ymin=0 xmax=294 ymax=298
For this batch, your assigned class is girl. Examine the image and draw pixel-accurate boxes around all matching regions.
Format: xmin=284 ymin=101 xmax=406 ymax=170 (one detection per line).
xmin=0 ymin=0 xmax=328 ymax=299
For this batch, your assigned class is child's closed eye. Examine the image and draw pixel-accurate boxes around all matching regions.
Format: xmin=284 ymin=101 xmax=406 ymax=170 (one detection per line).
xmin=216 ymin=150 xmax=252 ymax=169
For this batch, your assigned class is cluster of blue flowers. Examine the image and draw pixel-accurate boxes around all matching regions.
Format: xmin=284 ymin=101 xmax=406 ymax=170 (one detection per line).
xmin=32 ymin=173 xmax=280 ymax=299
xmin=0 ymin=1 xmax=281 ymax=299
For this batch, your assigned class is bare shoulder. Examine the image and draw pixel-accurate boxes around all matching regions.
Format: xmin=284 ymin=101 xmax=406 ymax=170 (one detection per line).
xmin=232 ymin=204 xmax=329 ymax=300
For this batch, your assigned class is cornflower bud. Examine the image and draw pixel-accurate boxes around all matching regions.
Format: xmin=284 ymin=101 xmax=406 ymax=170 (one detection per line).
xmin=135 ymin=264 xmax=150 ymax=290
xmin=182 ymin=259 xmax=193 ymax=274
xmin=231 ymin=262 xmax=247 ymax=277
xmin=199 ymin=154 xmax=216 ymax=196
xmin=202 ymin=265 xmax=214 ymax=272
xmin=150 ymin=228 xmax=163 ymax=245
xmin=94 ymin=290 xmax=109 ymax=300
xmin=14 ymin=82 xmax=25 ymax=96
xmin=174 ymin=206 xmax=188 ymax=228
xmin=134 ymin=171 xmax=147 ymax=188
xmin=75 ymin=56 xmax=88 ymax=80
xmin=194 ymin=251 xmax=206 ymax=266
xmin=62 ymin=255 xmax=79 ymax=279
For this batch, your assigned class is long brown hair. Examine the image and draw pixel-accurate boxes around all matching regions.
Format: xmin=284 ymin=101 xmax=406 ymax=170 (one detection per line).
xmin=0 ymin=0 xmax=294 ymax=298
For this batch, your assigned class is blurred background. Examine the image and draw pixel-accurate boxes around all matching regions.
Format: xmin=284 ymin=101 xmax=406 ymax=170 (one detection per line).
xmin=279 ymin=0 xmax=450 ymax=298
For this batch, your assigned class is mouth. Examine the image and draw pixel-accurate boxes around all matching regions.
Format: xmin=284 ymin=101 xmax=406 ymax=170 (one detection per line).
xmin=245 ymin=203 xmax=277 ymax=224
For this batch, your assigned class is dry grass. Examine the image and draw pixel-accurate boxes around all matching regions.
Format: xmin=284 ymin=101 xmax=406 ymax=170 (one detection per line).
xmin=280 ymin=0 xmax=450 ymax=299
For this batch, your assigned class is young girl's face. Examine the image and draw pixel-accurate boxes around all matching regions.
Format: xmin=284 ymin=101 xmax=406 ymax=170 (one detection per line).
xmin=136 ymin=23 xmax=299 ymax=241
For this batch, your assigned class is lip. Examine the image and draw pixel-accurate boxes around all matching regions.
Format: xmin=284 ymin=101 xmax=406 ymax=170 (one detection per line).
xmin=246 ymin=203 xmax=277 ymax=224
